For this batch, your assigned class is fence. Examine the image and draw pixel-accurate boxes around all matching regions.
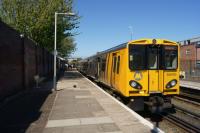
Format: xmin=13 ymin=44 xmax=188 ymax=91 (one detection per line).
xmin=180 ymin=59 xmax=200 ymax=81
xmin=0 ymin=21 xmax=64 ymax=101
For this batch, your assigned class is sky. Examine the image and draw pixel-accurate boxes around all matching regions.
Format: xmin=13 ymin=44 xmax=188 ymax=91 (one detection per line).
xmin=72 ymin=0 xmax=200 ymax=58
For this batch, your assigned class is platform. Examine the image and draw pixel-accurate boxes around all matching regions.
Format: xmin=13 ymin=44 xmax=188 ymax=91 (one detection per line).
xmin=180 ymin=80 xmax=200 ymax=90
xmin=43 ymin=71 xmax=162 ymax=133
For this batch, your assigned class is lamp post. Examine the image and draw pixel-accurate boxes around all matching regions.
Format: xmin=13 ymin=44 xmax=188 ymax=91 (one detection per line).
xmin=53 ymin=12 xmax=75 ymax=91
xmin=128 ymin=26 xmax=133 ymax=40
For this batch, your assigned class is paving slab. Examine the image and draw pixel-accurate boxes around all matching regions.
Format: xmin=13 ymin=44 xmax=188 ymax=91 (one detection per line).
xmin=43 ymin=71 xmax=163 ymax=133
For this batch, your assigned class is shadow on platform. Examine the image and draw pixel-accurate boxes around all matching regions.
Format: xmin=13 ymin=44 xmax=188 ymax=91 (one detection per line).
xmin=63 ymin=70 xmax=84 ymax=79
xmin=0 ymin=80 xmax=56 ymax=133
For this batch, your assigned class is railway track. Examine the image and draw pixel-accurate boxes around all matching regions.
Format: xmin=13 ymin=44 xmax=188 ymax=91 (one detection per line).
xmin=160 ymin=88 xmax=200 ymax=133
xmin=173 ymin=96 xmax=200 ymax=106
xmin=86 ymin=76 xmax=200 ymax=132
xmin=180 ymin=92 xmax=200 ymax=100
xmin=179 ymin=87 xmax=200 ymax=103
xmin=174 ymin=105 xmax=200 ymax=119
xmin=161 ymin=112 xmax=200 ymax=133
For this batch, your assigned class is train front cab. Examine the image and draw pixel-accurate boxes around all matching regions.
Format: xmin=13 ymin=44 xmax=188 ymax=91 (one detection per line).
xmin=126 ymin=39 xmax=180 ymax=112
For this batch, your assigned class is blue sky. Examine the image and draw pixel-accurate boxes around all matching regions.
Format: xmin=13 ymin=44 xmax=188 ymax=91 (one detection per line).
xmin=73 ymin=0 xmax=200 ymax=58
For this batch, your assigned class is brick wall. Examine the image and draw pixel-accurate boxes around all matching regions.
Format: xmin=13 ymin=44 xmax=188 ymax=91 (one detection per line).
xmin=197 ymin=48 xmax=200 ymax=60
xmin=180 ymin=44 xmax=196 ymax=61
xmin=0 ymin=21 xmax=62 ymax=101
xmin=24 ymin=38 xmax=37 ymax=88
xmin=0 ymin=21 xmax=24 ymax=100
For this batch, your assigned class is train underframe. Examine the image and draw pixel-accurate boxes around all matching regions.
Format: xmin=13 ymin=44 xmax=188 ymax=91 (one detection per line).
xmin=127 ymin=95 xmax=173 ymax=113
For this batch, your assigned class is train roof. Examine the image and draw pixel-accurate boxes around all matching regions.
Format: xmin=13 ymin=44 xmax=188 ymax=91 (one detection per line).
xmin=81 ymin=38 xmax=178 ymax=61
xmin=98 ymin=42 xmax=127 ymax=55
xmin=128 ymin=38 xmax=177 ymax=45
xmin=98 ymin=38 xmax=177 ymax=55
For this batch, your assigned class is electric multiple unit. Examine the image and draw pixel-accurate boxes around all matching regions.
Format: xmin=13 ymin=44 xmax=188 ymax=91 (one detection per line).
xmin=78 ymin=39 xmax=179 ymax=112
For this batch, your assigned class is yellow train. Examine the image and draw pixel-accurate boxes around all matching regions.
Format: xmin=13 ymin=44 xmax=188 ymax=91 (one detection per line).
xmin=78 ymin=38 xmax=179 ymax=112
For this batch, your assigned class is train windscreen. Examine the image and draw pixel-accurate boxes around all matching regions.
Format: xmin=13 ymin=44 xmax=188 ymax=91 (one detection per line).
xmin=129 ymin=45 xmax=178 ymax=70
xmin=163 ymin=46 xmax=178 ymax=70
xmin=129 ymin=45 xmax=146 ymax=70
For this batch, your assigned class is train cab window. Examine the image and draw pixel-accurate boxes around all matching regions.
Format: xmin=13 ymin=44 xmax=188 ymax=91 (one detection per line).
xmin=163 ymin=46 xmax=178 ymax=69
xmin=117 ymin=56 xmax=120 ymax=74
xmin=129 ymin=45 xmax=146 ymax=70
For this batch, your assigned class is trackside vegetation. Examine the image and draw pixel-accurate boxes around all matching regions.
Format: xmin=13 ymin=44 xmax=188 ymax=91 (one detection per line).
xmin=0 ymin=0 xmax=79 ymax=57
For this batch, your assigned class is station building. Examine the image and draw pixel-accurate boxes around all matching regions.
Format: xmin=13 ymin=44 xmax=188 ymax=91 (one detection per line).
xmin=178 ymin=37 xmax=200 ymax=80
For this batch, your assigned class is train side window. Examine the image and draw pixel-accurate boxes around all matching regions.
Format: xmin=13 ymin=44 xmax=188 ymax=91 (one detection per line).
xmin=101 ymin=58 xmax=106 ymax=71
xmin=113 ymin=56 xmax=117 ymax=72
xmin=117 ymin=56 xmax=120 ymax=74
xmin=90 ymin=62 xmax=92 ymax=68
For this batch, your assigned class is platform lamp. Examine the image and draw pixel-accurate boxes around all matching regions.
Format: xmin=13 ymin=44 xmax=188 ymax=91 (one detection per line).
xmin=53 ymin=12 xmax=75 ymax=91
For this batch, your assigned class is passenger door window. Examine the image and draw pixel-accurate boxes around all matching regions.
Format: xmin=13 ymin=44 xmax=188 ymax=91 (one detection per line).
xmin=117 ymin=56 xmax=120 ymax=74
xmin=113 ymin=56 xmax=117 ymax=72
xmin=148 ymin=46 xmax=158 ymax=69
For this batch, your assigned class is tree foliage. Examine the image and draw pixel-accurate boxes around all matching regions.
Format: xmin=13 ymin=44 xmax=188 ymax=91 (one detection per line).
xmin=0 ymin=0 xmax=79 ymax=57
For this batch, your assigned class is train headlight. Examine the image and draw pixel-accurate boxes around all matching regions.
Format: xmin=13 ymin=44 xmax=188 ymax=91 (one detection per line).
xmin=170 ymin=80 xmax=176 ymax=86
xmin=166 ymin=79 xmax=177 ymax=89
xmin=130 ymin=81 xmax=137 ymax=88
xmin=129 ymin=80 xmax=142 ymax=89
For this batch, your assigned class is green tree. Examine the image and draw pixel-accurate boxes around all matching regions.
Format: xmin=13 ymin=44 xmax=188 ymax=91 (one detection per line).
xmin=0 ymin=0 xmax=79 ymax=57
xmin=58 ymin=37 xmax=76 ymax=57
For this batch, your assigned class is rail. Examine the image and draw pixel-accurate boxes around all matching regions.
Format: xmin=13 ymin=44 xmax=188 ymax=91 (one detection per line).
xmin=161 ymin=112 xmax=200 ymax=133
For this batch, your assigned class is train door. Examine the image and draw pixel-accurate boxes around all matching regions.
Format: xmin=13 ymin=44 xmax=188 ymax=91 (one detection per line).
xmin=111 ymin=53 xmax=117 ymax=88
xmin=96 ymin=57 xmax=100 ymax=79
xmin=115 ymin=55 xmax=121 ymax=90
xmin=148 ymin=46 xmax=161 ymax=93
